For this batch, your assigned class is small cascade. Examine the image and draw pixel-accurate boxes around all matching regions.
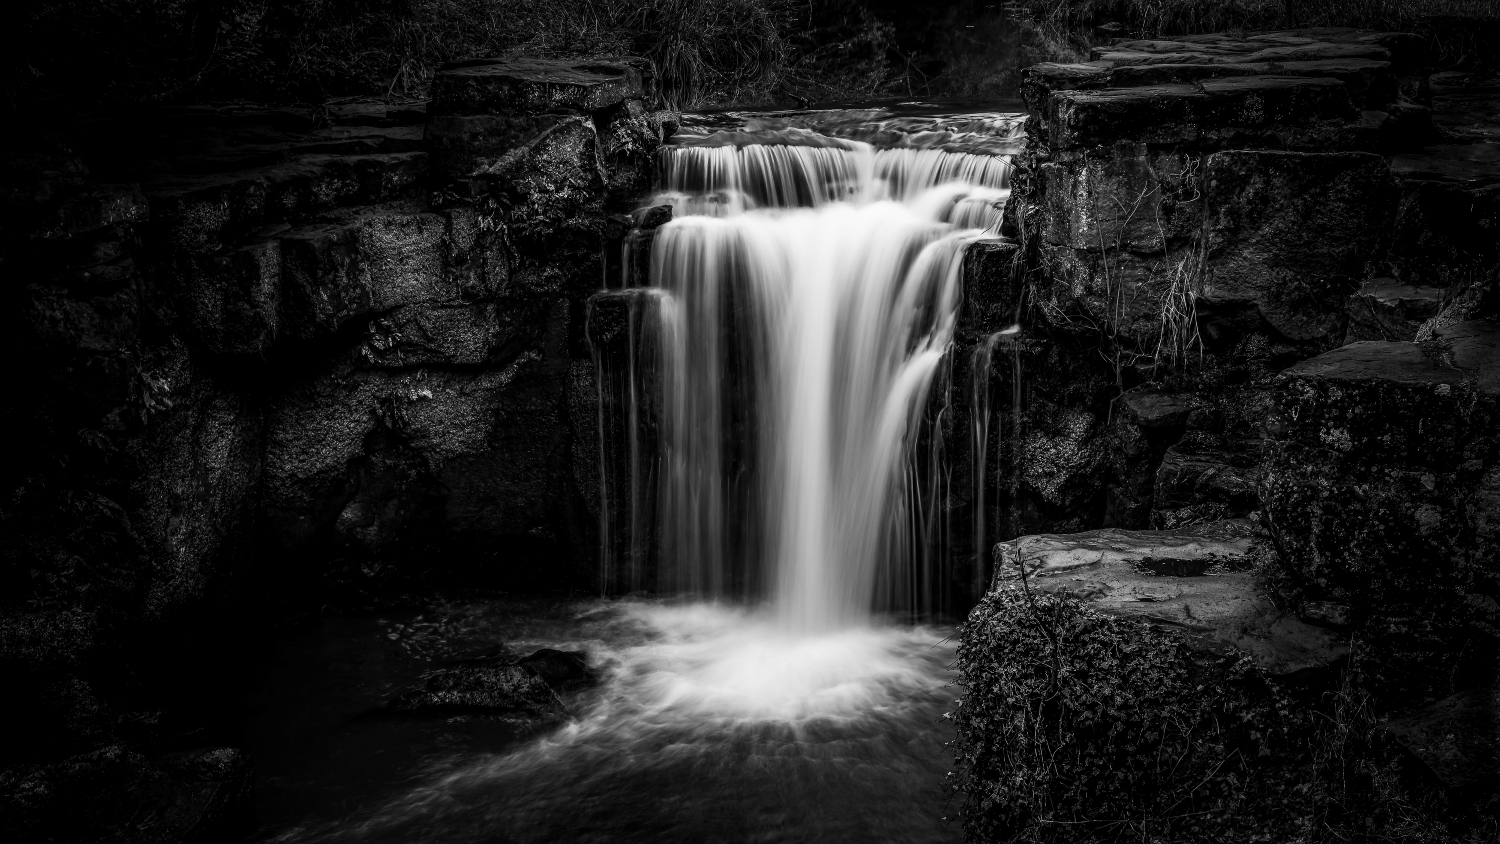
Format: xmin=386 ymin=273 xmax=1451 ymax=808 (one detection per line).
xmin=969 ymin=332 xmax=1005 ymax=596
xmin=599 ymin=108 xmax=1024 ymax=631
xmin=967 ymin=324 xmax=1025 ymax=595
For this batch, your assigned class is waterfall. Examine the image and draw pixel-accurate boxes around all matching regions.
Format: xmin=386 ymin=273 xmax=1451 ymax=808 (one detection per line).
xmin=603 ymin=113 xmax=1021 ymax=632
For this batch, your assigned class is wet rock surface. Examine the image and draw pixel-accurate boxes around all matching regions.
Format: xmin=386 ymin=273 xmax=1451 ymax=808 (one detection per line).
xmin=993 ymin=519 xmax=1346 ymax=676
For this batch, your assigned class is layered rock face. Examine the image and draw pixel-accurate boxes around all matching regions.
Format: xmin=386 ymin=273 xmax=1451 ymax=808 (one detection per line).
xmin=956 ymin=28 xmax=1500 ymax=843
xmin=1 ymin=57 xmax=671 ymax=836
xmin=978 ymin=28 xmax=1499 ymax=543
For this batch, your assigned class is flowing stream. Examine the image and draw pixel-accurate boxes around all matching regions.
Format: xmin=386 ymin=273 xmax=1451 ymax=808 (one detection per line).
xmin=257 ymin=105 xmax=1023 ymax=844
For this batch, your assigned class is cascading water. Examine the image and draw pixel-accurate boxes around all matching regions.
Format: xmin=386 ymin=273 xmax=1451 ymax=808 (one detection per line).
xmin=272 ymin=107 xmax=1027 ymax=844
xmin=605 ymin=112 xmax=1024 ymax=632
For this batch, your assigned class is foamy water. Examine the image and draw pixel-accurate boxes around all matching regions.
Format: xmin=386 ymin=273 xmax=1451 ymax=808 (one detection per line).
xmin=268 ymin=601 xmax=959 ymax=844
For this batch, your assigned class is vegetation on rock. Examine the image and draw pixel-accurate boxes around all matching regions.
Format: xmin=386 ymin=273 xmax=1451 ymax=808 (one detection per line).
xmin=951 ymin=586 xmax=1499 ymax=843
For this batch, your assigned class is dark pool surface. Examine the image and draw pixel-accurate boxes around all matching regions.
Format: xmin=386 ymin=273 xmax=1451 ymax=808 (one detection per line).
xmin=241 ymin=598 xmax=963 ymax=844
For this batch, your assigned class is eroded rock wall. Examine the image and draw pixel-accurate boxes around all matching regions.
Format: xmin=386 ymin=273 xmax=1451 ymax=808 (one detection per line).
xmin=0 ymin=58 xmax=672 ymax=801
xmin=968 ymin=27 xmax=1499 ymax=554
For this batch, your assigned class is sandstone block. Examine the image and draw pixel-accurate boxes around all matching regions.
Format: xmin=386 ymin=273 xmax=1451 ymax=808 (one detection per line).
xmin=425 ymin=113 xmax=580 ymax=183
xmin=1151 ymin=437 xmax=1261 ymax=528
xmin=955 ymin=521 xmax=1350 ymax=842
xmin=1049 ymin=76 xmax=1358 ymax=151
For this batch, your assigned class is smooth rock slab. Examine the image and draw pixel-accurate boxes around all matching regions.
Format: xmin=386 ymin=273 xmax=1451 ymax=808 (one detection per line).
xmin=993 ymin=519 xmax=1346 ymax=676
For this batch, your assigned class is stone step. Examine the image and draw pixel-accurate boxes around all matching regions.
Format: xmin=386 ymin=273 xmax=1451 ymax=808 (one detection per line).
xmin=1270 ymin=320 xmax=1500 ymax=466
xmin=1262 ymin=319 xmax=1500 ymax=631
xmin=991 ymin=519 xmax=1347 ymax=677
xmin=1048 ymin=76 xmax=1359 ymax=150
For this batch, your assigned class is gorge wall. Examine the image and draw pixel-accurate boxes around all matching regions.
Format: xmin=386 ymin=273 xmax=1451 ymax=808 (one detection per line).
xmin=0 ymin=58 xmax=674 ymax=833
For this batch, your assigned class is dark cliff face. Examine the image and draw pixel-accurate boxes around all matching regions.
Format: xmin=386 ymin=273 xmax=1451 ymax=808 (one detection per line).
xmin=0 ymin=58 xmax=673 ymax=818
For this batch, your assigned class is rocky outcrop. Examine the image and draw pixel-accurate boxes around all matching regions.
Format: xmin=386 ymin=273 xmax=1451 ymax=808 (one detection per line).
xmin=1261 ymin=319 xmax=1500 ymax=635
xmin=3 ymin=55 xmax=671 ymax=840
xmin=979 ymin=27 xmax=1500 ymax=553
xmin=957 ymin=33 xmax=1500 ymax=842
xmin=954 ymin=521 xmax=1361 ymax=843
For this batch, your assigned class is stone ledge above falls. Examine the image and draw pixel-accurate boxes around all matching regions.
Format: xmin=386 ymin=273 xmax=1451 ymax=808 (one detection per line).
xmin=1021 ymin=28 xmax=1439 ymax=156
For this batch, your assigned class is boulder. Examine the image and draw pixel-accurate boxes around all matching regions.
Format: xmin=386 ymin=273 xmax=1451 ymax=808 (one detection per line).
xmin=955 ymin=521 xmax=1352 ymax=843
xmin=124 ymin=345 xmax=263 ymax=620
xmin=1261 ymin=320 xmax=1500 ymax=631
xmin=262 ymin=302 xmax=577 ymax=584
xmin=29 ymin=184 xmax=148 ymax=242
xmin=159 ymin=237 xmax=282 ymax=355
xmin=390 ymin=660 xmax=565 ymax=717
xmin=279 ymin=206 xmax=503 ymax=341
xmin=1120 ymin=389 xmax=1192 ymax=428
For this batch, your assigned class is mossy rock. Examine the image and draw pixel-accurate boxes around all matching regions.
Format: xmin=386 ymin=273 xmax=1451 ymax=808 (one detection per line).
xmin=951 ymin=585 xmax=1494 ymax=843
